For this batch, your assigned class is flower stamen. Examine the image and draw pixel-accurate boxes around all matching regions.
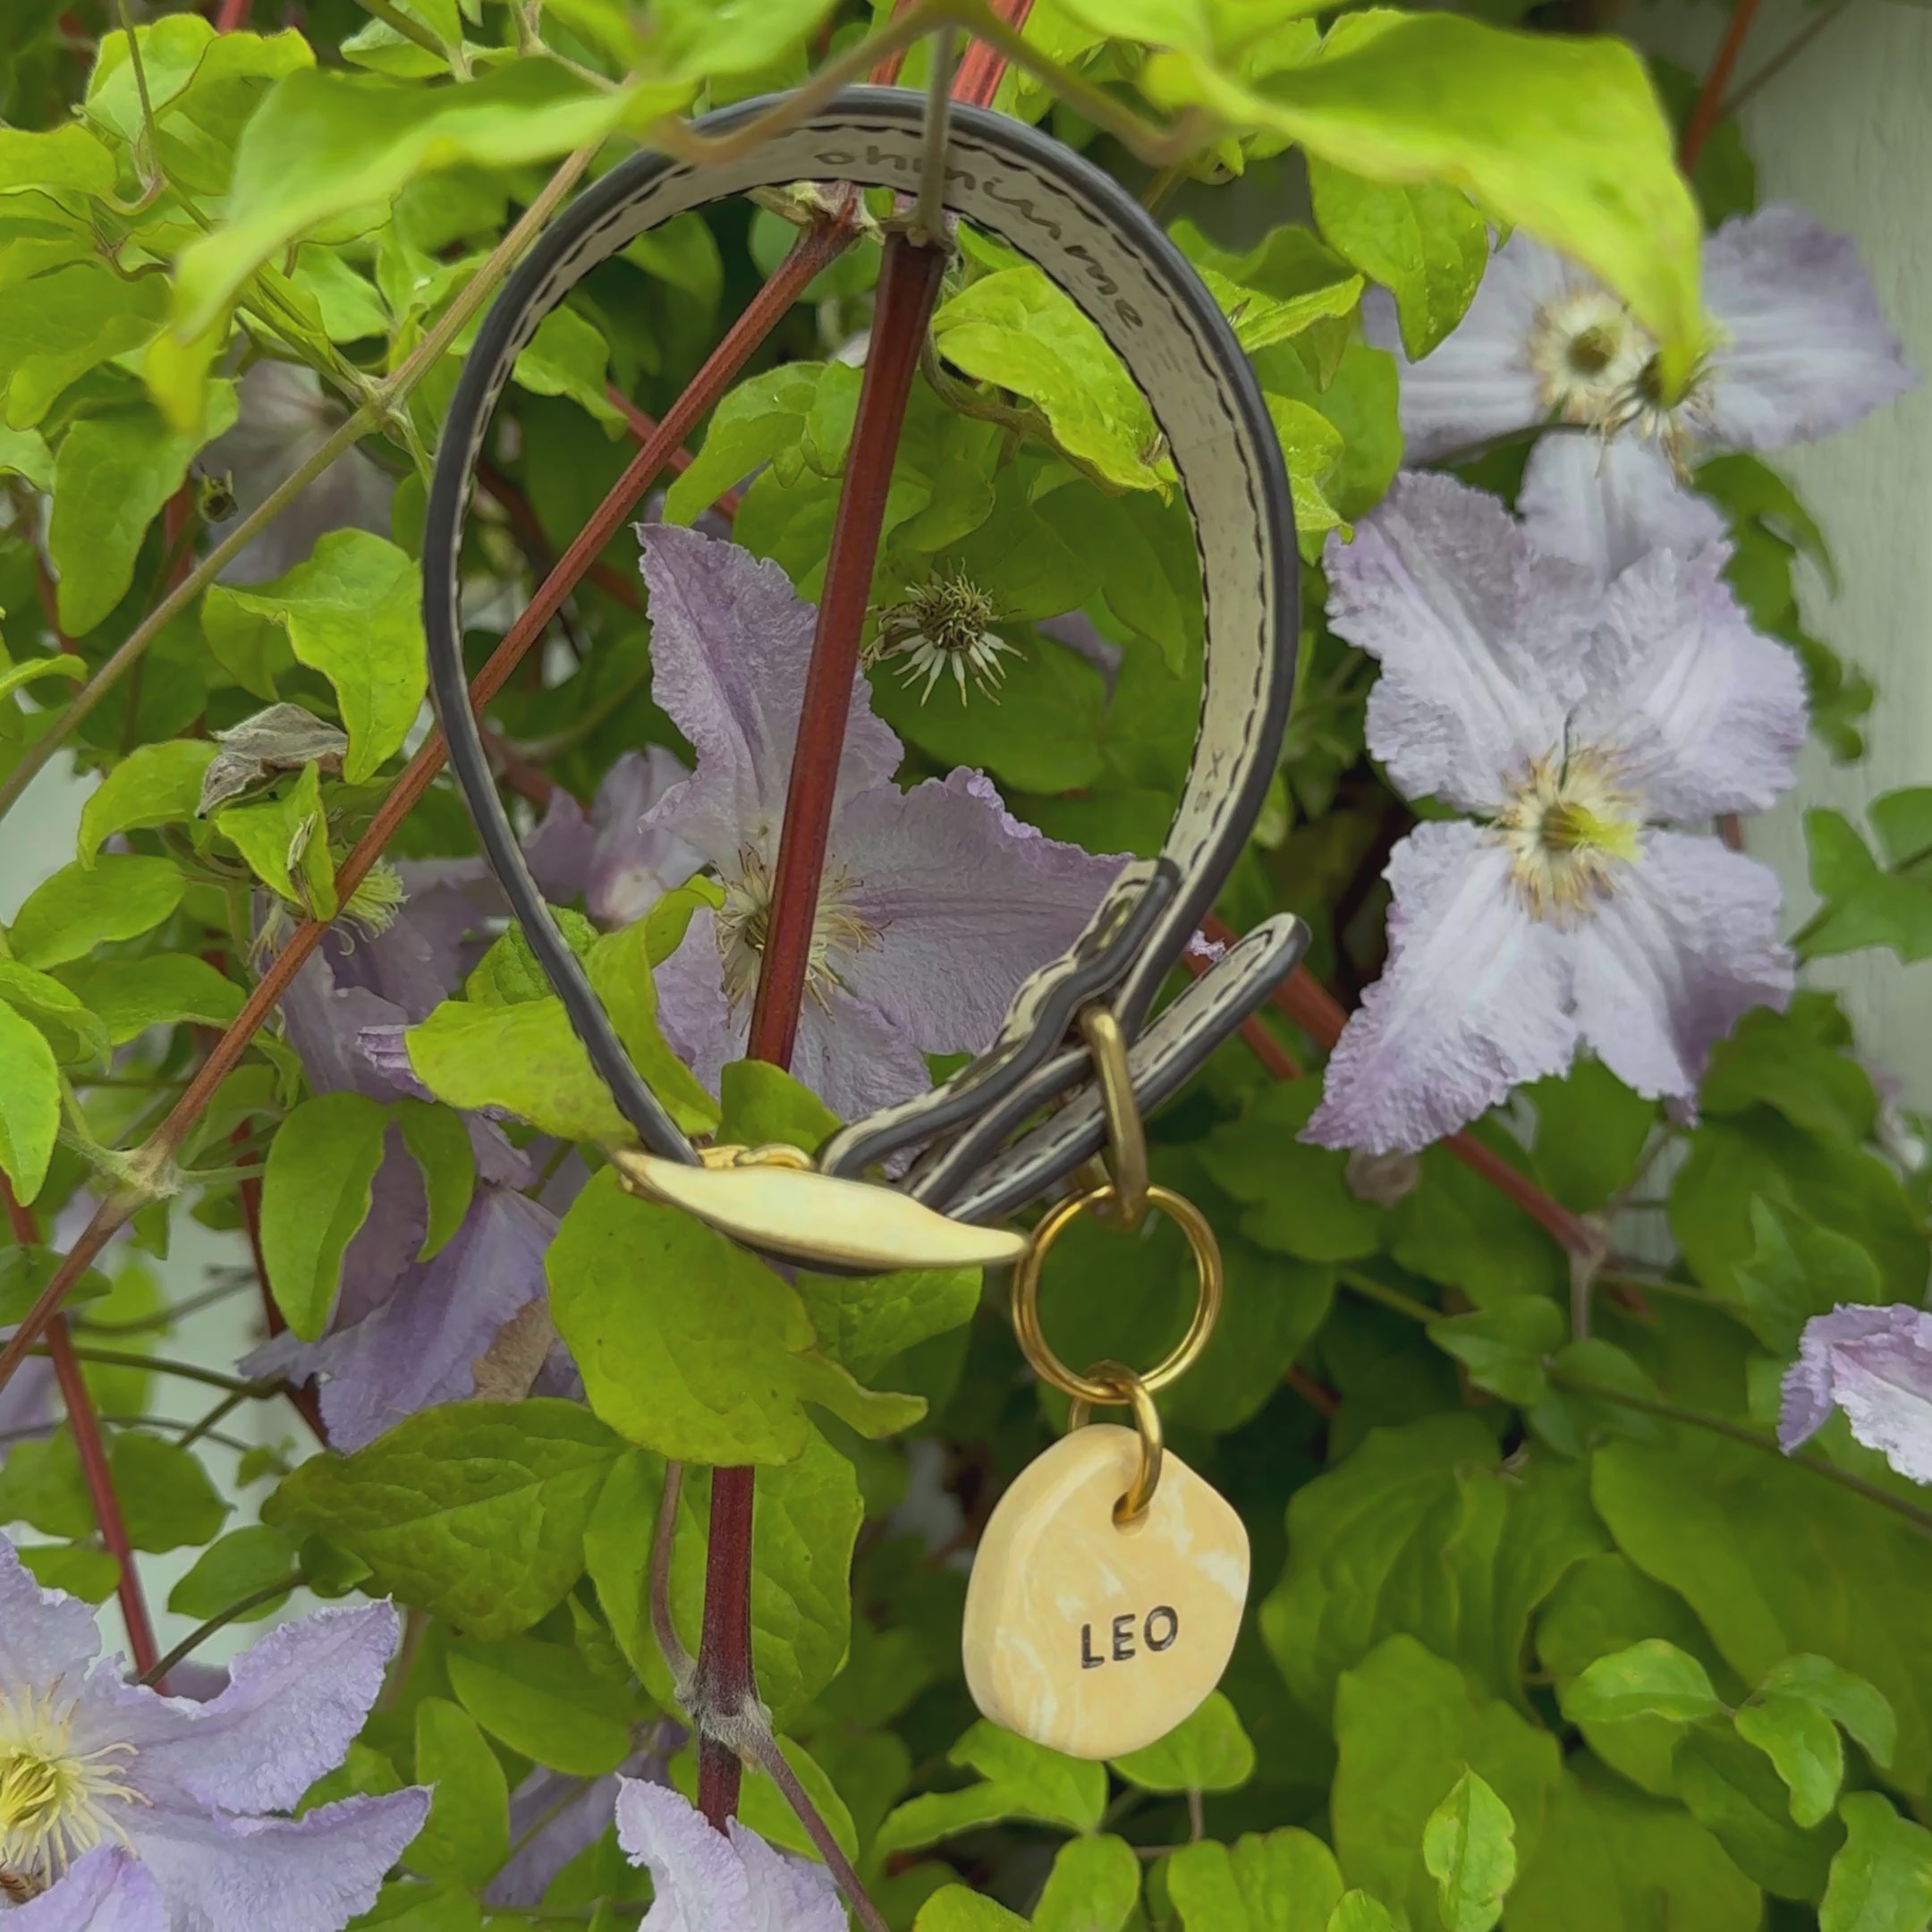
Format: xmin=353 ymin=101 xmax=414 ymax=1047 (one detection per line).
xmin=1494 ymin=749 xmax=1640 ymax=923
xmin=715 ymin=846 xmax=882 ymax=1013
xmin=0 ymin=1682 xmax=147 ymax=1892
xmin=869 ymin=570 xmax=1020 ymax=705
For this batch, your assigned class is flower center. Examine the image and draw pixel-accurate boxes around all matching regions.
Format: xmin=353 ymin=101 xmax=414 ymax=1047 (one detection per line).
xmin=1495 ymin=750 xmax=1640 ymax=923
xmin=715 ymin=846 xmax=882 ymax=1013
xmin=869 ymin=571 xmax=1020 ymax=705
xmin=1528 ymin=290 xmax=1655 ymax=428
xmin=0 ymin=1684 xmax=143 ymax=1894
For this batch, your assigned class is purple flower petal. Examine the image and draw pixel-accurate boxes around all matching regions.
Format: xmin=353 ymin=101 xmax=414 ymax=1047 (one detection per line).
xmin=1325 ymin=473 xmax=1591 ymax=810
xmin=522 ymin=788 xmax=597 ymax=905
xmin=1518 ymin=433 xmax=1726 ymax=583
xmin=1577 ymin=544 xmax=1807 ymax=820
xmin=831 ymin=767 xmax=1124 ymax=1049
xmin=281 ymin=950 xmax=414 ymax=1101
xmin=10 ymin=1848 xmax=165 ymax=1932
xmin=0 ymin=1533 xmax=102 ymax=1683
xmin=98 ymin=1603 xmax=401 ymax=1814
xmin=125 ymin=1789 xmax=428 ymax=1932
xmin=1368 ymin=233 xmax=1580 ymax=462
xmin=309 ymin=1185 xmax=560 ymax=1452
xmin=614 ymin=1777 xmax=844 ymax=1932
xmin=1304 ymin=822 xmax=1577 ymax=1153
xmin=1781 ymin=1304 xmax=1932 ymax=1481
xmin=1569 ymin=831 xmax=1792 ymax=1107
xmin=587 ymin=747 xmax=704 ymax=929
xmin=638 ymin=525 xmax=901 ymax=877
xmin=490 ymin=1748 xmax=671 ymax=1911
xmin=207 ymin=363 xmax=395 ymax=587
xmin=1700 ymin=205 xmax=1917 ymax=450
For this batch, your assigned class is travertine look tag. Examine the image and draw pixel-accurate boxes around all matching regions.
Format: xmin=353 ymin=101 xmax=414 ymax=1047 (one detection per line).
xmin=962 ymin=1424 xmax=1250 ymax=1760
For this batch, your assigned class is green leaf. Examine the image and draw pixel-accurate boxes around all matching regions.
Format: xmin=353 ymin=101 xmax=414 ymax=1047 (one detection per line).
xmin=1307 ymin=161 xmax=1487 ymax=359
xmin=586 ymin=1431 xmax=861 ymax=1729
xmin=1110 ymin=1691 xmax=1255 ymax=1793
xmin=202 ymin=530 xmax=425 ymax=780
xmin=0 ymin=124 xmax=118 ymax=196
xmin=266 ymin=1400 xmax=623 ymax=1638
xmin=1327 ymin=1896 xmax=1398 ymax=1932
xmin=1331 ymin=1637 xmax=1561 ymax=1928
xmin=1734 ymin=1695 xmax=1843 ymax=1832
xmin=0 ymin=997 xmax=60 ymax=1203
xmin=1261 ymin=1418 xmax=1607 ymax=1716
xmin=716 ymin=1056 xmax=841 ymax=1156
xmin=111 ymin=1433 xmax=229 ymax=1553
xmin=167 ymin=1524 xmax=301 ymax=1621
xmin=663 ymin=362 xmax=823 ymax=523
xmin=912 ymin=1891 xmax=1027 ymax=1932
xmin=1266 ymin=394 xmax=1348 ymax=536
xmin=1148 ymin=13 xmax=1702 ymax=386
xmin=1424 ymin=1769 xmax=1517 ymax=1932
xmin=7 ymin=854 xmax=185 ymax=969
xmin=0 ymin=263 xmax=166 ymax=427
xmin=173 ymin=62 xmax=678 ymax=335
xmin=1208 ymin=1080 xmax=1381 ymax=1262
xmin=1173 ymin=218 xmax=1365 ymax=358
xmin=1798 ymin=807 xmax=1932 ymax=964
xmin=53 ymin=955 xmax=245 ymax=1046
xmin=445 ymin=1636 xmax=640 ymax=1776
xmin=793 ymin=1264 xmax=981 ymax=1385
xmin=1670 ymin=1724 xmax=1839 ymax=1901
xmin=1032 ymin=1834 xmax=1142 ymax=1932
xmin=1429 ymin=1300 xmax=1563 ymax=1406
xmin=1561 ymin=1640 xmax=1724 ymax=1726
xmin=504 ymin=304 xmax=623 ymax=429
xmin=0 ymin=959 xmax=107 ymax=1064
xmin=0 ymin=1245 xmax=111 ymax=1325
xmin=1868 ymin=789 xmax=1932 ymax=871
xmin=1820 ymin=1793 xmax=1932 ymax=1932
xmin=1506 ymin=1773 xmax=1761 ymax=1932
xmin=665 ymin=1732 xmax=857 ymax=1866
xmin=1167 ymin=1829 xmax=1345 ymax=1931
xmin=930 ymin=267 xmax=1172 ymax=494
xmin=0 ymin=1432 xmax=92 ymax=1539
xmin=216 ymin=760 xmax=336 ymax=915
xmin=258 ymin=1090 xmax=389 ymax=1340
xmin=1527 ymin=1060 xmax=1658 ymax=1214
xmin=1593 ymin=1433 xmax=1932 ymax=1791
xmin=877 ymin=1721 xmax=1105 ymax=1856
xmin=547 ymin=1173 xmax=923 ymax=1467
xmin=48 ymin=387 xmax=237 ymax=635
xmin=0 ymin=652 xmax=86 ymax=703
xmin=15 ymin=1543 xmax=121 ymax=1605
xmin=410 ymin=1698 xmax=510 ymax=1889
xmin=1731 ymin=1199 xmax=1878 ymax=1357
xmin=1695 ymin=453 xmax=1836 ymax=592
xmin=76 ymin=741 xmax=218 ymax=863
xmin=393 ymin=1100 xmax=475 ymax=1262
xmin=1758 ymin=1657 xmax=1896 ymax=1771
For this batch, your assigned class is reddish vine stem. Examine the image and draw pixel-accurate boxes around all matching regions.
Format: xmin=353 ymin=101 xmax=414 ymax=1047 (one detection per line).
xmin=698 ymin=232 xmax=951 ymax=1835
xmin=601 ymin=389 xmax=744 ymax=521
xmin=2 ymin=1175 xmax=162 ymax=1682
xmin=1681 ymin=0 xmax=1764 ymax=171
xmin=0 ymin=225 xmax=852 ymax=1405
xmin=213 ymin=0 xmax=253 ymax=29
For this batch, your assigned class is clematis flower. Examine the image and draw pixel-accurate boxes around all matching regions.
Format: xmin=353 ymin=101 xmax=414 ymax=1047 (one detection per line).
xmin=614 ymin=1776 xmax=844 ymax=1932
xmin=0 ymin=1539 xmax=426 ymax=1928
xmin=637 ymin=525 xmax=1124 ymax=1124
xmin=203 ymin=363 xmax=396 ymax=586
xmin=1373 ymin=207 xmax=1914 ymax=469
xmin=1780 ymin=1304 xmax=1932 ymax=1483
xmin=867 ymin=569 xmax=1021 ymax=704
xmin=1304 ymin=472 xmax=1802 ymax=1153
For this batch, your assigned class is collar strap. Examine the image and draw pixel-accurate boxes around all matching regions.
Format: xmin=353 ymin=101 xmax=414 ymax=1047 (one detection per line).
xmin=422 ymin=89 xmax=1306 ymax=1259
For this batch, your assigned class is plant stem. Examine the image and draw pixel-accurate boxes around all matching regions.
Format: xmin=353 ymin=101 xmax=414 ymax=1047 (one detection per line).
xmin=215 ymin=0 xmax=253 ymax=29
xmin=740 ymin=1728 xmax=891 ymax=1932
xmin=31 ymin=1343 xmax=273 ymax=1396
xmin=4 ymin=1174 xmax=163 ymax=1683
xmin=1720 ymin=0 xmax=1857 ymax=120
xmin=0 ymin=224 xmax=848 ymax=1407
xmin=1681 ymin=0 xmax=1764 ymax=171
xmin=115 ymin=0 xmax=163 ymax=192
xmin=136 ymin=1572 xmax=310 ymax=1686
xmin=0 ymin=136 xmax=600 ymax=824
xmin=649 ymin=1460 xmax=694 ymax=1684
xmin=1336 ymin=1267 xmax=1438 ymax=1327
xmin=1550 ymin=1372 xmax=1932 ymax=1540
xmin=356 ymin=0 xmax=451 ymax=64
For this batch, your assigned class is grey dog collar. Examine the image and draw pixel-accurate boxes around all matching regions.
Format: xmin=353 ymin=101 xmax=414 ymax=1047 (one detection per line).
xmin=423 ymin=88 xmax=1307 ymax=1253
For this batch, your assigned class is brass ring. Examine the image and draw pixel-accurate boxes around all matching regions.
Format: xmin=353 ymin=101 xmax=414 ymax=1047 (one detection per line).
xmin=1010 ymin=1182 xmax=1224 ymax=1406
xmin=1077 ymin=1005 xmax=1149 ymax=1226
xmin=1068 ymin=1360 xmax=1165 ymax=1527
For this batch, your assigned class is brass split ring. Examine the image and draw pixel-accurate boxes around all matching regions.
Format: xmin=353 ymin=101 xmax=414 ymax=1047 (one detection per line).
xmin=1069 ymin=1360 xmax=1164 ymax=1527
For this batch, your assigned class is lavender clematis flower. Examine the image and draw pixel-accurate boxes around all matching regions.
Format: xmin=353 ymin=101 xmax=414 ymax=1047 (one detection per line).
xmin=1305 ymin=472 xmax=1803 ymax=1153
xmin=1375 ymin=207 xmax=1915 ymax=468
xmin=1780 ymin=1304 xmax=1932 ymax=1483
xmin=614 ymin=1777 xmax=844 ymax=1932
xmin=637 ymin=525 xmax=1124 ymax=1123
xmin=0 ymin=1540 xmax=426 ymax=1928
xmin=203 ymin=363 xmax=396 ymax=586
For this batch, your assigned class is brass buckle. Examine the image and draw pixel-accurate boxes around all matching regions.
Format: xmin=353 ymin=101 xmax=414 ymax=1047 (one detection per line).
xmin=1077 ymin=1004 xmax=1149 ymax=1226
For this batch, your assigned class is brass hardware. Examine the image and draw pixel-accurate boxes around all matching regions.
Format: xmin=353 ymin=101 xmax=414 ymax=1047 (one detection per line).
xmin=610 ymin=1145 xmax=1030 ymax=1273
xmin=1010 ymin=1182 xmax=1224 ymax=1405
xmin=1067 ymin=1360 xmax=1165 ymax=1526
xmin=1077 ymin=1005 xmax=1148 ymax=1226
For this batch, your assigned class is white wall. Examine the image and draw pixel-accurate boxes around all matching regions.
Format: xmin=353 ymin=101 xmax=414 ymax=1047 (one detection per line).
xmin=1649 ymin=0 xmax=1932 ymax=1106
